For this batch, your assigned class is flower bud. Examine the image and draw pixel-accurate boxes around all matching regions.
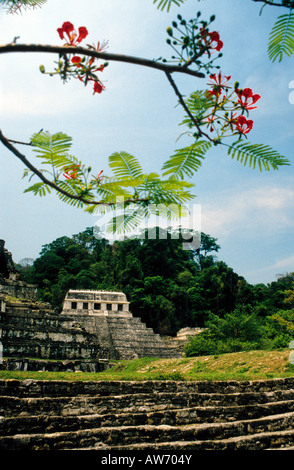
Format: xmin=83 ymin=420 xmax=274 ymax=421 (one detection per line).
xmin=234 ymin=81 xmax=240 ymax=90
xmin=39 ymin=65 xmax=45 ymax=73
xmin=166 ymin=27 xmax=173 ymax=37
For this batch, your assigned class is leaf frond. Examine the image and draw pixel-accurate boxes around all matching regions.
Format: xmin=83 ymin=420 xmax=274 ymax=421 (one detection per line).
xmin=268 ymin=12 xmax=294 ymax=62
xmin=108 ymin=151 xmax=143 ymax=179
xmin=162 ymin=140 xmax=212 ymax=179
xmin=153 ymin=0 xmax=185 ymax=12
xmin=227 ymin=141 xmax=290 ymax=171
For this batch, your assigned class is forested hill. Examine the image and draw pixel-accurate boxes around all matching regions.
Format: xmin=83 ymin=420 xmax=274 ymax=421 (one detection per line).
xmin=18 ymin=227 xmax=294 ymax=339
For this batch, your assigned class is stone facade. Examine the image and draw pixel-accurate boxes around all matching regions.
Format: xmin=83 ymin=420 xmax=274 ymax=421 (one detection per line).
xmin=62 ymin=290 xmax=130 ymax=316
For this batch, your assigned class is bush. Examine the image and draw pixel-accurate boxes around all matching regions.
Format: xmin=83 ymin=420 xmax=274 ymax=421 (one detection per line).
xmin=185 ymin=306 xmax=264 ymax=357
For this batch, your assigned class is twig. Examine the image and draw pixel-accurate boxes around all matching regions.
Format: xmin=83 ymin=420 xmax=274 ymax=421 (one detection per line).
xmin=8 ymin=139 xmax=32 ymax=146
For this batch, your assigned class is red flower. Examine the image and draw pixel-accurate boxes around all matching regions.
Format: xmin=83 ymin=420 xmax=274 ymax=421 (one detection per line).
xmin=77 ymin=26 xmax=88 ymax=43
xmin=63 ymin=164 xmax=81 ymax=179
xmin=71 ymin=56 xmax=82 ymax=65
xmin=235 ymin=115 xmax=254 ymax=135
xmin=93 ymin=81 xmax=105 ymax=94
xmin=206 ymin=115 xmax=215 ymax=132
xmin=235 ymin=88 xmax=261 ymax=110
xmin=208 ymin=31 xmax=223 ymax=51
xmin=200 ymin=28 xmax=223 ymax=52
xmin=206 ymin=72 xmax=231 ymax=100
xmin=57 ymin=21 xmax=74 ymax=40
xmin=57 ymin=22 xmax=88 ymax=45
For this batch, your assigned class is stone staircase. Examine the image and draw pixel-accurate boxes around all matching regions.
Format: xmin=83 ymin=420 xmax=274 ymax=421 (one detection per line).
xmin=1 ymin=378 xmax=294 ymax=450
xmin=107 ymin=316 xmax=180 ymax=359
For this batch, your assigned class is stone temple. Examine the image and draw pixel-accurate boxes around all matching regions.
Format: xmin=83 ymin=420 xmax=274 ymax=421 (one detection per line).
xmin=0 ymin=241 xmax=180 ymax=369
xmin=0 ymin=288 xmax=180 ymax=365
xmin=60 ymin=289 xmax=180 ymax=359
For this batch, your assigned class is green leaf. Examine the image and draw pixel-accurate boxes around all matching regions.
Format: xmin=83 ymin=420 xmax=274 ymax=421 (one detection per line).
xmin=153 ymin=0 xmax=185 ymax=12
xmin=181 ymin=91 xmax=214 ymax=128
xmin=106 ymin=205 xmax=145 ymax=234
xmin=227 ymin=141 xmax=290 ymax=171
xmin=108 ymin=151 xmax=143 ymax=179
xmin=31 ymin=131 xmax=72 ymax=160
xmin=94 ymin=178 xmax=135 ymax=202
xmin=268 ymin=12 xmax=294 ymax=62
xmin=24 ymin=182 xmax=51 ymax=196
xmin=31 ymin=130 xmax=86 ymax=179
xmin=162 ymin=140 xmax=212 ymax=179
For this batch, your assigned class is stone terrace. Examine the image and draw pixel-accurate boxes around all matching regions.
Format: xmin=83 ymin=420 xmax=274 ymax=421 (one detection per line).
xmin=0 ymin=378 xmax=294 ymax=450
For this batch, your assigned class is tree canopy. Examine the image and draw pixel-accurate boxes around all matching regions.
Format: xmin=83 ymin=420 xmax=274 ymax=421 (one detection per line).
xmin=19 ymin=227 xmax=294 ymax=342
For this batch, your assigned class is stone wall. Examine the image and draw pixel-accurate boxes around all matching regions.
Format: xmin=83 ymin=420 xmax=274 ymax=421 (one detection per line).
xmin=0 ymin=279 xmax=38 ymax=301
xmin=0 ymin=239 xmax=37 ymax=301
xmin=0 ymin=299 xmax=106 ymax=360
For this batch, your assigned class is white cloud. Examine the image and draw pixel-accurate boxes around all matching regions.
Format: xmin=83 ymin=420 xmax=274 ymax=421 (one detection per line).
xmin=201 ymin=182 xmax=294 ymax=238
xmin=269 ymin=254 xmax=294 ymax=272
xmin=251 ymin=254 xmax=294 ymax=282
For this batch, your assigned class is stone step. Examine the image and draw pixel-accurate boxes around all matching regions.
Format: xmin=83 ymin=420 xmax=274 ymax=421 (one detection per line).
xmin=2 ymin=400 xmax=294 ymax=436
xmin=100 ymin=429 xmax=294 ymax=451
xmin=1 ymin=412 xmax=294 ymax=450
xmin=1 ymin=378 xmax=294 ymax=398
xmin=2 ymin=390 xmax=294 ymax=418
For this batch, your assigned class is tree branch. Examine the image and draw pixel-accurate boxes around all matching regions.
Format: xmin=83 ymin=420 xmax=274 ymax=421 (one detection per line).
xmin=165 ymin=71 xmax=214 ymax=142
xmin=0 ymin=129 xmax=149 ymax=207
xmin=250 ymin=0 xmax=294 ymax=8
xmin=0 ymin=43 xmax=205 ymax=79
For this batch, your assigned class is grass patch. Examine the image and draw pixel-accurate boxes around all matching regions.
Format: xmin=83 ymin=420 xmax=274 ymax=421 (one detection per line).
xmin=0 ymin=349 xmax=293 ymax=382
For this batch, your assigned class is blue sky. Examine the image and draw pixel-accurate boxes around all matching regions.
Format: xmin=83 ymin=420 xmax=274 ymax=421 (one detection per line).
xmin=0 ymin=0 xmax=294 ymax=285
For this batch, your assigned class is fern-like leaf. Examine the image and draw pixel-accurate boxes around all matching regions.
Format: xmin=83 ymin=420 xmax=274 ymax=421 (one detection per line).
xmin=31 ymin=131 xmax=72 ymax=160
xmin=162 ymin=140 xmax=212 ymax=179
xmin=107 ymin=206 xmax=145 ymax=234
xmin=181 ymin=91 xmax=214 ymax=129
xmin=268 ymin=12 xmax=294 ymax=62
xmin=23 ymin=182 xmax=51 ymax=196
xmin=108 ymin=151 xmax=143 ymax=179
xmin=153 ymin=0 xmax=185 ymax=11
xmin=227 ymin=141 xmax=290 ymax=171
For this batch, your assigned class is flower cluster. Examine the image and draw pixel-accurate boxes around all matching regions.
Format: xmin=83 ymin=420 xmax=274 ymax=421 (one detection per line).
xmin=203 ymin=72 xmax=261 ymax=138
xmin=63 ymin=164 xmax=104 ymax=189
xmin=39 ymin=22 xmax=108 ymax=95
xmin=57 ymin=22 xmax=108 ymax=95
